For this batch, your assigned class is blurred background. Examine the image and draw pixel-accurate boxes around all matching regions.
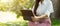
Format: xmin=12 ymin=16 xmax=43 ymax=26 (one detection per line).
xmin=0 ymin=0 xmax=60 ymax=26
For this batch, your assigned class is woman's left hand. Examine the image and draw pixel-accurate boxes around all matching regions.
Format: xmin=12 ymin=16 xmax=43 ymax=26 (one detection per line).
xmin=31 ymin=16 xmax=41 ymax=22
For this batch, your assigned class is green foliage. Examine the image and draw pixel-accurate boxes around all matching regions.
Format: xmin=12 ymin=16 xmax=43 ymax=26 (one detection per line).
xmin=0 ymin=0 xmax=35 ymax=17
xmin=51 ymin=18 xmax=60 ymax=26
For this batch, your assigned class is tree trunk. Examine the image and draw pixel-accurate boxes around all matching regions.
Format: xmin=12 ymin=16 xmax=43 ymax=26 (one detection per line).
xmin=51 ymin=0 xmax=60 ymax=18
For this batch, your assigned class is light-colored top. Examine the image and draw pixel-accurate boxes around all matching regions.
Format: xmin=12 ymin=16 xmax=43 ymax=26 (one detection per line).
xmin=32 ymin=0 xmax=54 ymax=17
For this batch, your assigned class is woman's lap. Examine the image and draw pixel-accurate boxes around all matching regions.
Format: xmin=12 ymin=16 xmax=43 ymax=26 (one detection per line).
xmin=28 ymin=18 xmax=51 ymax=26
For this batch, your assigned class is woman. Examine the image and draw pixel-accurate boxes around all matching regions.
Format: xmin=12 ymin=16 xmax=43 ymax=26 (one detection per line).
xmin=28 ymin=0 xmax=54 ymax=26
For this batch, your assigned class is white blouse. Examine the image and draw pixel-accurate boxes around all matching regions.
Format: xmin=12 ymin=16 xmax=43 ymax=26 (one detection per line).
xmin=32 ymin=0 xmax=54 ymax=17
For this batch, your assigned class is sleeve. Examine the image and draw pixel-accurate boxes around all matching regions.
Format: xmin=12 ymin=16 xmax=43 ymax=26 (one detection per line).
xmin=45 ymin=1 xmax=54 ymax=17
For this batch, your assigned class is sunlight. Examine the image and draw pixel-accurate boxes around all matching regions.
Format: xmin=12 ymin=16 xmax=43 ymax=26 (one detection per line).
xmin=0 ymin=0 xmax=10 ymax=3
xmin=0 ymin=0 xmax=18 ymax=23
xmin=0 ymin=11 xmax=17 ymax=23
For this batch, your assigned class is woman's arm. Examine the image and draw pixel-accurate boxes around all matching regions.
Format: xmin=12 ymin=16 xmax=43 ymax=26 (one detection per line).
xmin=32 ymin=14 xmax=48 ymax=22
xmin=35 ymin=14 xmax=48 ymax=19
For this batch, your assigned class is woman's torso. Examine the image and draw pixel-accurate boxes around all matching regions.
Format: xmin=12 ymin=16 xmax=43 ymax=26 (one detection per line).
xmin=32 ymin=0 xmax=51 ymax=16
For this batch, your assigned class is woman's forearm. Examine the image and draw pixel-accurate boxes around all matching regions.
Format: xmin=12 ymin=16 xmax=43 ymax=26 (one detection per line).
xmin=32 ymin=14 xmax=48 ymax=22
xmin=36 ymin=14 xmax=48 ymax=19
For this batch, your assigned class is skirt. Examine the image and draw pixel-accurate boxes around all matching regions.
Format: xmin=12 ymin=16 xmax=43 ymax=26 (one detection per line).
xmin=28 ymin=17 xmax=51 ymax=26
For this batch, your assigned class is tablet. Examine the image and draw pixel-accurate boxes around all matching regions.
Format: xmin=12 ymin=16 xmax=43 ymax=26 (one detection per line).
xmin=21 ymin=10 xmax=34 ymax=21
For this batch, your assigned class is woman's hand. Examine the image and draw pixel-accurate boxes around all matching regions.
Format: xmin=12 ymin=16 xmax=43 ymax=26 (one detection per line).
xmin=31 ymin=16 xmax=40 ymax=22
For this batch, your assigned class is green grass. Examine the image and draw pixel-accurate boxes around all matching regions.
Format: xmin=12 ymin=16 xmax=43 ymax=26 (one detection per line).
xmin=51 ymin=18 xmax=60 ymax=26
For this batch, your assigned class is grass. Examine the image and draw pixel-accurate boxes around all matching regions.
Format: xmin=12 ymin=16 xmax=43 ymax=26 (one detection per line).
xmin=51 ymin=18 xmax=60 ymax=26
xmin=0 ymin=16 xmax=60 ymax=26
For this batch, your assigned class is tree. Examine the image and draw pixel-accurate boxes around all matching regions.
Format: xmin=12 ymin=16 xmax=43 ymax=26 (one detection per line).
xmin=51 ymin=0 xmax=60 ymax=18
xmin=0 ymin=0 xmax=35 ymax=18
